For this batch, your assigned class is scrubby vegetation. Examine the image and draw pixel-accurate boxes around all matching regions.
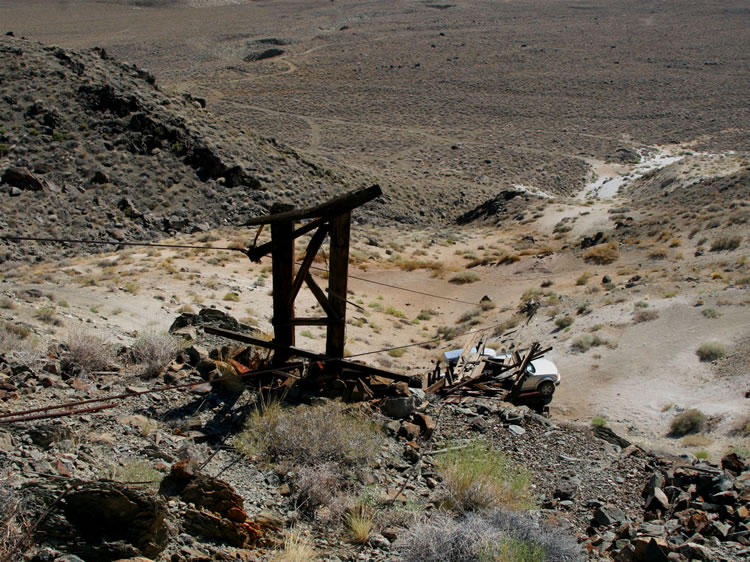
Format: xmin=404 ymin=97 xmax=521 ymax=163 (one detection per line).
xmin=670 ymin=409 xmax=706 ymax=436
xmin=130 ymin=331 xmax=181 ymax=377
xmin=696 ymin=341 xmax=728 ymax=362
xmin=435 ymin=442 xmax=532 ymax=512
xmin=397 ymin=510 xmax=584 ymax=562
xmin=61 ymin=328 xmax=115 ymax=375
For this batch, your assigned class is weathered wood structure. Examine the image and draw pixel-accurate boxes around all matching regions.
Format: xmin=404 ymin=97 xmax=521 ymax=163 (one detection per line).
xmin=242 ymin=185 xmax=382 ymax=364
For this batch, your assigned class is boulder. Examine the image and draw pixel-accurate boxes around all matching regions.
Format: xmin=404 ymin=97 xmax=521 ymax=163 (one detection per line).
xmin=594 ymin=504 xmax=629 ymax=527
xmin=33 ymin=482 xmax=169 ymax=560
xmin=380 ymin=396 xmax=418 ymax=419
xmin=2 ymin=167 xmax=48 ymax=191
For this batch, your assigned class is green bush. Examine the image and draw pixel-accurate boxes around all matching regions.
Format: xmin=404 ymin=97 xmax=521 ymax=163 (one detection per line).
xmin=435 ymin=442 xmax=532 ymax=512
xmin=591 ymin=417 xmax=607 ymax=428
xmin=696 ymin=341 xmax=727 ymax=362
xmin=670 ymin=409 xmax=706 ymax=436
xmin=554 ymin=316 xmax=573 ymax=330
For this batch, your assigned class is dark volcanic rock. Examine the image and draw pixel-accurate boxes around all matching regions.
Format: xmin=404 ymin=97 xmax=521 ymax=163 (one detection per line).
xmin=31 ymin=482 xmax=169 ymax=560
xmin=244 ymin=48 xmax=285 ymax=62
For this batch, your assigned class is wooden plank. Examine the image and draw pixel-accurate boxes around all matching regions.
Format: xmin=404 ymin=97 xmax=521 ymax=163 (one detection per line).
xmin=326 ymin=211 xmax=350 ymax=359
xmin=304 ymin=273 xmax=339 ymax=321
xmin=288 ymin=224 xmax=329 ymax=306
xmin=270 ymin=203 xmax=295 ymax=362
xmin=288 ymin=317 xmax=330 ymax=326
xmin=244 ymin=185 xmax=382 ymax=226
xmin=245 ymin=217 xmax=326 ymax=262
xmin=452 ymin=332 xmax=481 ymax=382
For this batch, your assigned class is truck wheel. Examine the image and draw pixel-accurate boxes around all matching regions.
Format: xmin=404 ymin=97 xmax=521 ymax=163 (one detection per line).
xmin=538 ymin=381 xmax=555 ymax=396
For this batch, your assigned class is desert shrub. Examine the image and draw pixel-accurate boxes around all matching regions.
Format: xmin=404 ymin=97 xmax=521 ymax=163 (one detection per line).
xmin=34 ymin=306 xmax=61 ymax=326
xmin=437 ymin=325 xmax=466 ymax=340
xmin=681 ymin=434 xmax=712 ymax=447
xmin=575 ymin=272 xmax=592 ymax=286
xmin=388 ymin=348 xmax=406 ymax=358
xmin=571 ymin=334 xmax=614 ymax=353
xmin=670 ymin=409 xmax=706 ymax=436
xmin=710 ymin=236 xmax=742 ymax=252
xmin=223 ymin=292 xmax=240 ymax=302
xmin=459 ymin=309 xmax=482 ymax=323
xmin=648 ymin=248 xmax=668 ymax=260
xmin=417 ymin=309 xmax=436 ymax=321
xmin=236 ymin=402 xmax=383 ymax=469
xmin=554 ymin=316 xmax=573 ymax=330
xmin=130 ymin=331 xmax=181 ymax=377
xmin=591 ymin=417 xmax=607 ymax=428
xmin=0 ymin=472 xmax=31 ymax=559
xmin=271 ymin=529 xmax=318 ymax=561
xmin=633 ymin=309 xmax=659 ymax=323
xmin=294 ymin=463 xmax=354 ymax=523
xmin=701 ymin=308 xmax=720 ymax=319
xmin=101 ymin=460 xmax=163 ymax=489
xmin=397 ymin=510 xmax=584 ymax=562
xmin=61 ymin=328 xmax=115 ymax=375
xmin=435 ymin=442 xmax=531 ymax=512
xmin=0 ymin=297 xmax=16 ymax=309
xmin=449 ymin=272 xmax=480 ymax=285
xmin=583 ymin=241 xmax=620 ymax=264
xmin=696 ymin=341 xmax=727 ymax=362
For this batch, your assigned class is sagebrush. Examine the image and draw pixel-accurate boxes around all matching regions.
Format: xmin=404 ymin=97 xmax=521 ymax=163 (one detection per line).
xmin=130 ymin=330 xmax=181 ymax=377
xmin=397 ymin=510 xmax=584 ymax=562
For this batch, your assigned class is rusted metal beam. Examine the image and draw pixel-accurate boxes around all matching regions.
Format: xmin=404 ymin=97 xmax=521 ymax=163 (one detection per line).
xmin=203 ymin=326 xmax=418 ymax=384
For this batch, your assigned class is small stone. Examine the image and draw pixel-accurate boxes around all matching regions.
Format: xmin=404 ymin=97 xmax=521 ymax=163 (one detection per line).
xmin=508 ymin=424 xmax=526 ymax=436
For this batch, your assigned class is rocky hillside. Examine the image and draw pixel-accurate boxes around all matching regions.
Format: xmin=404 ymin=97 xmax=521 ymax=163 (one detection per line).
xmin=0 ymin=35 xmax=392 ymax=263
xmin=0 ymin=307 xmax=748 ymax=561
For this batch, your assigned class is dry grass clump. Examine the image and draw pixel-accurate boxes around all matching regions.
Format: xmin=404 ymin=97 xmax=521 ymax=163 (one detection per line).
xmin=397 ymin=510 xmax=583 ymax=562
xmin=570 ymin=334 xmax=615 ymax=353
xmin=670 ymin=409 xmax=706 ymax=436
xmin=583 ymin=241 xmax=620 ymax=264
xmin=236 ymin=402 xmax=383 ymax=469
xmin=633 ymin=309 xmax=659 ymax=323
xmin=34 ymin=306 xmax=62 ymax=326
xmin=346 ymin=505 xmax=374 ymax=544
xmin=271 ymin=529 xmax=318 ymax=561
xmin=449 ymin=272 xmax=480 ymax=284
xmin=100 ymin=459 xmax=163 ymax=489
xmin=696 ymin=341 xmax=727 ymax=362
xmin=435 ymin=442 xmax=532 ymax=512
xmin=130 ymin=330 xmax=181 ymax=377
xmin=0 ymin=472 xmax=31 ymax=559
xmin=61 ymin=328 xmax=115 ymax=375
xmin=710 ymin=235 xmax=742 ymax=252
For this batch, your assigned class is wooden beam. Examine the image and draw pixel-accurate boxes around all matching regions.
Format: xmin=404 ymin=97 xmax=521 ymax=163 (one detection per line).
xmin=245 ymin=217 xmax=326 ymax=262
xmin=244 ymin=185 xmax=382 ymax=226
xmin=326 ymin=211 xmax=350 ymax=359
xmin=288 ymin=317 xmax=330 ymax=326
xmin=288 ymin=224 xmax=329 ymax=307
xmin=270 ymin=203 xmax=295 ymax=362
xmin=304 ymin=273 xmax=340 ymax=321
